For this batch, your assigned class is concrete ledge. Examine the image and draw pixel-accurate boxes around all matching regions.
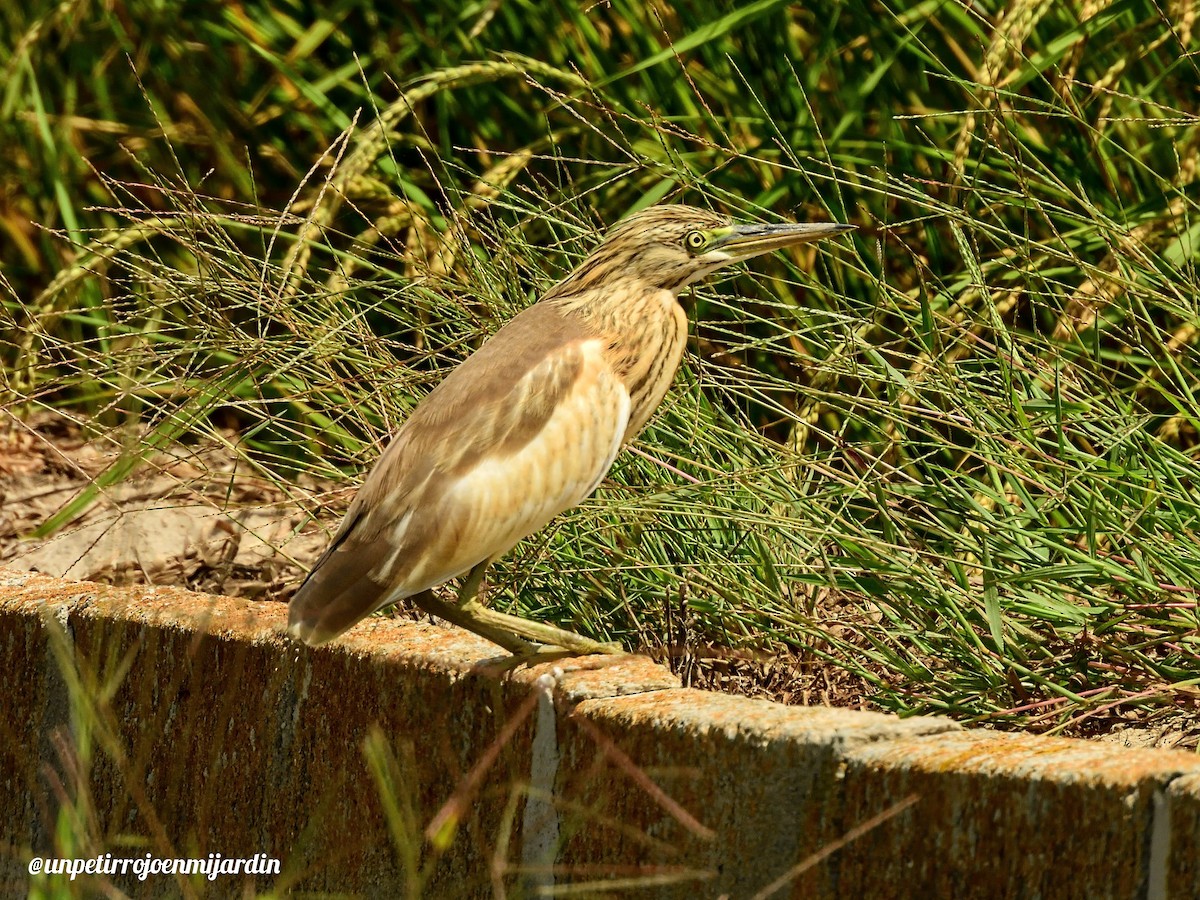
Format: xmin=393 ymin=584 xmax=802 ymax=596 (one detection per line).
xmin=2 ymin=568 xmax=1198 ymax=898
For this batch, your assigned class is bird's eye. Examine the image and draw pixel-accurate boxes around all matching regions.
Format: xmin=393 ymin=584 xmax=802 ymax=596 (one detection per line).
xmin=684 ymin=230 xmax=706 ymax=252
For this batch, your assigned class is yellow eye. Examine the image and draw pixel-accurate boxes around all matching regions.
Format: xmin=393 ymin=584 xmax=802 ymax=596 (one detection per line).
xmin=684 ymin=230 xmax=706 ymax=251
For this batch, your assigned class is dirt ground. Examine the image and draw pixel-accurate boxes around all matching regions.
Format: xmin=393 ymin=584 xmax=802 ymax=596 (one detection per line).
xmin=2 ymin=410 xmax=1197 ymax=751
xmin=0 ymin=411 xmax=329 ymax=602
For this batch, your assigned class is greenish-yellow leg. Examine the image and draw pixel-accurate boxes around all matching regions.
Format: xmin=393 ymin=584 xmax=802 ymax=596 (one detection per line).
xmin=409 ymin=560 xmax=623 ymax=658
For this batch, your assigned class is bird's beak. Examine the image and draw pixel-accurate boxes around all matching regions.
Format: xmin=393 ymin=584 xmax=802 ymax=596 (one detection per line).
xmin=708 ymin=221 xmax=854 ymax=261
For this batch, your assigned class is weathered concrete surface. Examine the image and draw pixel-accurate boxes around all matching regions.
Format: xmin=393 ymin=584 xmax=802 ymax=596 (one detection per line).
xmin=1167 ymin=773 xmax=1200 ymax=898
xmin=562 ymin=690 xmax=958 ymax=897
xmin=0 ymin=568 xmax=680 ymax=898
xmin=836 ymin=730 xmax=1200 ymax=900
xmin=2 ymin=567 xmax=1199 ymax=899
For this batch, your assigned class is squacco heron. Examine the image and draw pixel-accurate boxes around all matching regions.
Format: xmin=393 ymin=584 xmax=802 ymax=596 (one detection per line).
xmin=288 ymin=204 xmax=851 ymax=658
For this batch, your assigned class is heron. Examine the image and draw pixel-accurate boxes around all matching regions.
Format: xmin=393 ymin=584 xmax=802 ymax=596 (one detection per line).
xmin=288 ymin=204 xmax=852 ymax=660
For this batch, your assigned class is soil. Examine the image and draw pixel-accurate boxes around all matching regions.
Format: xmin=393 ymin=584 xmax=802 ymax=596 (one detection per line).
xmin=3 ymin=410 xmax=1197 ymax=751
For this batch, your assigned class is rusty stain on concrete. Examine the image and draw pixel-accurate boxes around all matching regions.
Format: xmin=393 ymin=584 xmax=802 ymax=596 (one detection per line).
xmin=3 ymin=567 xmax=1200 ymax=898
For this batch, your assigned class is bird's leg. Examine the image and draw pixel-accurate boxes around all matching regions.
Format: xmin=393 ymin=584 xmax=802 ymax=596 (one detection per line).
xmin=461 ymin=604 xmax=624 ymax=656
xmin=408 ymin=588 xmax=536 ymax=655
xmin=457 ymin=559 xmax=492 ymax=607
xmin=439 ymin=560 xmax=625 ymax=657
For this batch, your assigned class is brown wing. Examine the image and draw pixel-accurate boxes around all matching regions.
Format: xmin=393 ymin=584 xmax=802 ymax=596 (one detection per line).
xmin=288 ymin=301 xmax=630 ymax=645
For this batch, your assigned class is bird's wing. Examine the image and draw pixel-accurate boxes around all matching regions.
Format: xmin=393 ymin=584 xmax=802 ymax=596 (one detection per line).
xmin=288 ymin=302 xmax=630 ymax=644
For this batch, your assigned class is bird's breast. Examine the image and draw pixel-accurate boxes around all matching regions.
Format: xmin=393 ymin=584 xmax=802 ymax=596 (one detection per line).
xmin=612 ymin=289 xmax=689 ymax=442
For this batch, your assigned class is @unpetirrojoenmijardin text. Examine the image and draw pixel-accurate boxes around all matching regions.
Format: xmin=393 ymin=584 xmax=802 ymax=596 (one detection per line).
xmin=29 ymin=852 xmax=281 ymax=882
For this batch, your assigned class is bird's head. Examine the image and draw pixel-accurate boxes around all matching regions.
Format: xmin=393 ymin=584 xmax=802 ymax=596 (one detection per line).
xmin=550 ymin=204 xmax=853 ymax=297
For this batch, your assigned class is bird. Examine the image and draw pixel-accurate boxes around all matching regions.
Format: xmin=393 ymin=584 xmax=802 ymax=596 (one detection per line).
xmin=288 ymin=203 xmax=852 ymax=660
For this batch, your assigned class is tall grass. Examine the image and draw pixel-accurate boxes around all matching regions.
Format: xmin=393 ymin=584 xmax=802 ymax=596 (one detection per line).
xmin=3 ymin=0 xmax=1199 ymax=735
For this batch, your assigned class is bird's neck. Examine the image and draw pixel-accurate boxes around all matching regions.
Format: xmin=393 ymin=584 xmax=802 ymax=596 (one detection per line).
xmin=547 ymin=278 xmax=679 ymax=337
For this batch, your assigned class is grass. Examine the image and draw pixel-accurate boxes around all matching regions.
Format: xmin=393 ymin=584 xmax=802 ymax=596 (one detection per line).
xmin=2 ymin=0 xmax=1199 ymax=745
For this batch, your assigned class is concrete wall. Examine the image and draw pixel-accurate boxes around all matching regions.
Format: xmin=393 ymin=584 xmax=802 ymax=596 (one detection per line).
xmin=2 ymin=567 xmax=1198 ymax=898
